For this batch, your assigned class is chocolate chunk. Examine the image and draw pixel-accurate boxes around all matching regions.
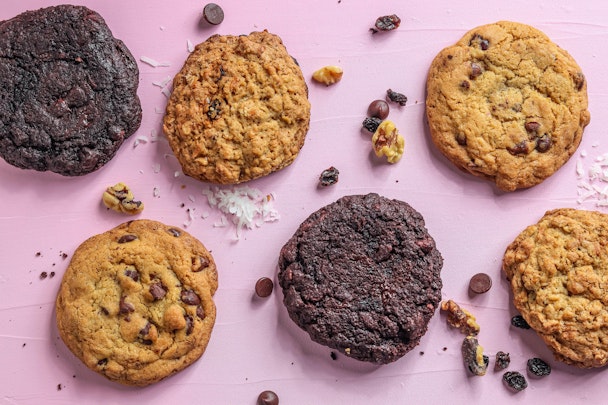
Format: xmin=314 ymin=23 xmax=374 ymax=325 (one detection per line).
xmin=507 ymin=141 xmax=529 ymax=156
xmin=119 ymin=296 xmax=134 ymax=314
xmin=255 ymin=277 xmax=274 ymax=298
xmin=525 ymin=121 xmax=541 ymax=133
xmin=196 ymin=305 xmax=206 ymax=320
xmin=124 ymin=268 xmax=139 ymax=282
xmin=367 ymin=100 xmax=390 ymax=120
xmin=192 ymin=255 xmax=210 ymax=272
xmin=201 ymin=3 xmax=224 ymax=26
xmin=117 ymin=234 xmax=138 ymax=244
xmin=97 ymin=358 xmax=108 ymax=367
xmin=469 ymin=273 xmax=492 ymax=294
xmin=149 ymin=282 xmax=167 ymax=300
xmin=181 ymin=289 xmax=201 ymax=305
xmin=469 ymin=62 xmax=482 ymax=79
xmin=257 ymin=390 xmax=279 ymax=405
xmin=185 ymin=315 xmax=194 ymax=335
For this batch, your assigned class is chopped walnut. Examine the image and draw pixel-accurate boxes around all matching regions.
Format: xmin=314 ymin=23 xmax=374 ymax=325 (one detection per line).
xmin=312 ymin=65 xmax=343 ymax=86
xmin=371 ymin=120 xmax=404 ymax=163
xmin=102 ymin=182 xmax=144 ymax=215
xmin=440 ymin=299 xmax=480 ymax=336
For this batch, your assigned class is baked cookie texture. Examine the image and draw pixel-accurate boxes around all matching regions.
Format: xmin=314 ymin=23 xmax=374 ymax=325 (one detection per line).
xmin=503 ymin=209 xmax=608 ymax=368
xmin=163 ymin=30 xmax=311 ymax=184
xmin=0 ymin=5 xmax=142 ymax=176
xmin=278 ymin=193 xmax=443 ymax=364
xmin=56 ymin=220 xmax=218 ymax=386
xmin=426 ymin=21 xmax=590 ymax=191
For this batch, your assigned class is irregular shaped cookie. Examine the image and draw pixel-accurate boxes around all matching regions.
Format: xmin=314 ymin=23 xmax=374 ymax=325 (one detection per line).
xmin=503 ymin=209 xmax=608 ymax=368
xmin=426 ymin=21 xmax=590 ymax=191
xmin=163 ymin=30 xmax=310 ymax=184
xmin=56 ymin=220 xmax=218 ymax=386
xmin=278 ymin=193 xmax=443 ymax=364
xmin=0 ymin=5 xmax=142 ymax=176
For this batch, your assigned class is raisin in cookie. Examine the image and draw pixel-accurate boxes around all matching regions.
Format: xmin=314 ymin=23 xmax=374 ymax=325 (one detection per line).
xmin=426 ymin=21 xmax=590 ymax=191
xmin=56 ymin=220 xmax=218 ymax=386
xmin=0 ymin=5 xmax=142 ymax=176
xmin=278 ymin=193 xmax=443 ymax=364
xmin=503 ymin=209 xmax=608 ymax=368
xmin=163 ymin=30 xmax=310 ymax=184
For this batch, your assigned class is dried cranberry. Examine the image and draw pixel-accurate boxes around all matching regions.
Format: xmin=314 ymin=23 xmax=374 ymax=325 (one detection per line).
xmin=374 ymin=14 xmax=401 ymax=32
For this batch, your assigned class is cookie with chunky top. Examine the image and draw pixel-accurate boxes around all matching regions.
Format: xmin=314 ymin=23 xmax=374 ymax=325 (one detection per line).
xmin=56 ymin=220 xmax=218 ymax=386
xmin=163 ymin=30 xmax=310 ymax=184
xmin=426 ymin=21 xmax=590 ymax=191
xmin=0 ymin=5 xmax=142 ymax=176
xmin=503 ymin=208 xmax=608 ymax=368
xmin=278 ymin=193 xmax=443 ymax=364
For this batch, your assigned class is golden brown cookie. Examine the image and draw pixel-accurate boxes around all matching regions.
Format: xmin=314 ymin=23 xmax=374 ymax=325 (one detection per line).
xmin=503 ymin=208 xmax=608 ymax=368
xmin=163 ymin=30 xmax=311 ymax=184
xmin=55 ymin=220 xmax=218 ymax=386
xmin=426 ymin=21 xmax=590 ymax=191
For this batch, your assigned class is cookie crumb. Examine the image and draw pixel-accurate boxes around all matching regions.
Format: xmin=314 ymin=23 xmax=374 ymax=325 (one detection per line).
xmin=40 ymin=272 xmax=48 ymax=280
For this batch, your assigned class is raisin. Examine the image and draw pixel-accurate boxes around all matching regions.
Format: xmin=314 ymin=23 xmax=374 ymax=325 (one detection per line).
xmin=494 ymin=351 xmax=510 ymax=371
xmin=374 ymin=14 xmax=401 ymax=32
xmin=503 ymin=371 xmax=528 ymax=392
xmin=362 ymin=117 xmax=382 ymax=133
xmin=535 ymin=134 xmax=552 ymax=153
xmin=117 ymin=234 xmax=138 ymax=244
xmin=511 ymin=315 xmax=531 ymax=329
xmin=470 ymin=34 xmax=490 ymax=50
xmin=386 ymin=89 xmax=407 ymax=106
xmin=527 ymin=357 xmax=551 ymax=378
xmin=319 ymin=166 xmax=340 ymax=187
xmin=507 ymin=141 xmax=528 ymax=155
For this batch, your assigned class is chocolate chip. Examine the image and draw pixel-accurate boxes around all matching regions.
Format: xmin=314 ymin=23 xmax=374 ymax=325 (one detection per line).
xmin=100 ymin=307 xmax=109 ymax=316
xmin=149 ymin=282 xmax=167 ymax=300
xmin=573 ymin=72 xmax=585 ymax=91
xmin=469 ymin=273 xmax=492 ymax=294
xmin=139 ymin=322 xmax=151 ymax=337
xmin=367 ymin=100 xmax=390 ymax=120
xmin=455 ymin=133 xmax=467 ymax=146
xmin=196 ymin=305 xmax=206 ymax=320
xmin=119 ymin=296 xmax=134 ymax=314
xmin=192 ymin=255 xmax=210 ymax=272
xmin=507 ymin=141 xmax=528 ymax=155
xmin=185 ymin=315 xmax=194 ymax=335
xmin=117 ymin=234 xmax=137 ymax=244
xmin=124 ymin=268 xmax=139 ymax=282
xmin=535 ymin=135 xmax=552 ymax=153
xmin=97 ymin=358 xmax=108 ymax=367
xmin=167 ymin=228 xmax=181 ymax=237
xmin=181 ymin=289 xmax=201 ymax=305
xmin=255 ymin=277 xmax=274 ymax=298
xmin=469 ymin=62 xmax=482 ymax=79
xmin=201 ymin=3 xmax=224 ymax=26
xmin=470 ymin=34 xmax=489 ymax=50
xmin=257 ymin=390 xmax=279 ymax=405
xmin=460 ymin=80 xmax=470 ymax=90
xmin=525 ymin=121 xmax=541 ymax=133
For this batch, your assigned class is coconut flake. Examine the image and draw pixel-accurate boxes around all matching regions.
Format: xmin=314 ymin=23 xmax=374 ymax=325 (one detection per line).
xmin=153 ymin=186 xmax=160 ymax=198
xmin=140 ymin=56 xmax=171 ymax=67
xmin=152 ymin=76 xmax=172 ymax=88
xmin=153 ymin=163 xmax=161 ymax=174
xmin=187 ymin=39 xmax=195 ymax=53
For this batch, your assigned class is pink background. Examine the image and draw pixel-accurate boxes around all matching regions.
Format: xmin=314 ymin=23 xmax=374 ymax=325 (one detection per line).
xmin=1 ymin=1 xmax=608 ymax=403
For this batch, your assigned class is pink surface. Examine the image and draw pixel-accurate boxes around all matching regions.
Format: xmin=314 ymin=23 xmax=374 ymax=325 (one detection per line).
xmin=1 ymin=0 xmax=608 ymax=403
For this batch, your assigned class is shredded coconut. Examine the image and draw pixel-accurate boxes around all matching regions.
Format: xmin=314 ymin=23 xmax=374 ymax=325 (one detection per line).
xmin=152 ymin=163 xmax=161 ymax=174
xmin=187 ymin=39 xmax=195 ymax=53
xmin=575 ymin=146 xmax=608 ymax=208
xmin=153 ymin=186 xmax=160 ymax=198
xmin=140 ymin=56 xmax=170 ymax=67
xmin=152 ymin=76 xmax=172 ymax=88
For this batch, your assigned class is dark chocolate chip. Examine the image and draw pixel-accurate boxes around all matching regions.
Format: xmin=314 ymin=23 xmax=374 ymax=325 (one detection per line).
xmin=149 ymin=282 xmax=167 ymax=300
xmin=192 ymin=255 xmax=210 ymax=272
xmin=469 ymin=273 xmax=492 ymax=294
xmin=511 ymin=314 xmax=531 ymax=329
xmin=535 ymin=135 xmax=552 ymax=153
xmin=525 ymin=121 xmax=541 ymax=133
xmin=367 ymin=100 xmax=390 ymax=120
xmin=124 ymin=268 xmax=139 ymax=282
xmin=255 ymin=277 xmax=274 ymax=298
xmin=460 ymin=80 xmax=470 ymax=90
xmin=507 ymin=141 xmax=528 ymax=155
xmin=196 ymin=305 xmax=206 ymax=320
xmin=455 ymin=133 xmax=467 ymax=146
xmin=117 ymin=234 xmax=138 ymax=244
xmin=181 ymin=289 xmax=201 ymax=305
xmin=257 ymin=390 xmax=279 ymax=405
xmin=119 ymin=296 xmax=134 ymax=314
xmin=469 ymin=62 xmax=482 ymax=79
xmin=185 ymin=315 xmax=194 ymax=335
xmin=202 ymin=3 xmax=224 ymax=26
xmin=97 ymin=358 xmax=108 ymax=367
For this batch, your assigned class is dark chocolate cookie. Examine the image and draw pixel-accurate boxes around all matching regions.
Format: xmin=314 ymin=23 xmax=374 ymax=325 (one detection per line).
xmin=0 ymin=5 xmax=142 ymax=176
xmin=278 ymin=193 xmax=443 ymax=364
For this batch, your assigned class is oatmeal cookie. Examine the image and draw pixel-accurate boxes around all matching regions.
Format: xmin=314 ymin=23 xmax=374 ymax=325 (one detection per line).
xmin=426 ymin=21 xmax=590 ymax=191
xmin=163 ymin=30 xmax=310 ymax=184
xmin=0 ymin=5 xmax=142 ymax=176
xmin=503 ymin=208 xmax=608 ymax=367
xmin=278 ymin=193 xmax=443 ymax=364
xmin=55 ymin=220 xmax=218 ymax=386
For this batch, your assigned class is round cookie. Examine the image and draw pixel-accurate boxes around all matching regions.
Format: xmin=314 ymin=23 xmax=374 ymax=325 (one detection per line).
xmin=278 ymin=193 xmax=443 ymax=364
xmin=503 ymin=208 xmax=608 ymax=368
xmin=426 ymin=21 xmax=590 ymax=191
xmin=163 ymin=30 xmax=310 ymax=184
xmin=0 ymin=5 xmax=142 ymax=176
xmin=55 ymin=220 xmax=218 ymax=386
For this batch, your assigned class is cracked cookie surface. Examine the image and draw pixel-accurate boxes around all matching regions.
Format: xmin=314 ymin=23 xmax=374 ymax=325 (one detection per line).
xmin=56 ymin=220 xmax=218 ymax=386
xmin=163 ymin=30 xmax=310 ymax=184
xmin=426 ymin=21 xmax=590 ymax=191
xmin=503 ymin=209 xmax=608 ymax=368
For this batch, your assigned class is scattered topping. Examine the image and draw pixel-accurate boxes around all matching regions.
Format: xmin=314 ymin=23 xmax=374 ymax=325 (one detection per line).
xmin=372 ymin=14 xmax=401 ymax=32
xmin=319 ymin=166 xmax=340 ymax=187
xmin=386 ymin=89 xmax=407 ymax=106
xmin=312 ymin=65 xmax=343 ymax=86
xmin=102 ymin=182 xmax=144 ymax=215
xmin=511 ymin=315 xmax=531 ymax=329
xmin=40 ymin=271 xmax=48 ymax=280
xmin=201 ymin=3 xmax=224 ymax=26
xmin=140 ymin=56 xmax=171 ymax=67
xmin=372 ymin=120 xmax=404 ymax=163
xmin=257 ymin=390 xmax=279 ymax=405
xmin=495 ymin=351 xmax=511 ymax=371
xmin=440 ymin=299 xmax=480 ymax=336
xmin=362 ymin=117 xmax=382 ymax=133
xmin=503 ymin=371 xmax=528 ymax=392
xmin=527 ymin=357 xmax=551 ymax=378
xmin=367 ymin=100 xmax=390 ymax=120
xmin=461 ymin=336 xmax=488 ymax=376
xmin=468 ymin=273 xmax=492 ymax=294
xmin=255 ymin=277 xmax=274 ymax=298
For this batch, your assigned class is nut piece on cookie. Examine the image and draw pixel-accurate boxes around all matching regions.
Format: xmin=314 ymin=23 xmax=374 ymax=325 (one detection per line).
xmin=312 ymin=65 xmax=343 ymax=86
xmin=372 ymin=120 xmax=404 ymax=163
xmin=102 ymin=182 xmax=144 ymax=215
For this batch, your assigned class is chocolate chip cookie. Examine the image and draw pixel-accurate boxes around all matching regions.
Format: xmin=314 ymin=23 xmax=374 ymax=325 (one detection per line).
xmin=278 ymin=193 xmax=443 ymax=364
xmin=426 ymin=21 xmax=590 ymax=191
xmin=163 ymin=30 xmax=310 ymax=184
xmin=56 ymin=220 xmax=218 ymax=386
xmin=0 ymin=5 xmax=142 ymax=176
xmin=503 ymin=209 xmax=608 ymax=368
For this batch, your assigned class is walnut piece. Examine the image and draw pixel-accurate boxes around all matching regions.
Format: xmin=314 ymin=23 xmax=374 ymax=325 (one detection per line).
xmin=440 ymin=299 xmax=480 ymax=336
xmin=102 ymin=182 xmax=144 ymax=215
xmin=371 ymin=120 xmax=404 ymax=163
xmin=312 ymin=65 xmax=343 ymax=86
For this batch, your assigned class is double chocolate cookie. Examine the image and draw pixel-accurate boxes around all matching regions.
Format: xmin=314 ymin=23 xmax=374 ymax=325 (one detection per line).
xmin=278 ymin=193 xmax=443 ymax=364
xmin=56 ymin=220 xmax=218 ymax=386
xmin=163 ymin=30 xmax=310 ymax=184
xmin=0 ymin=5 xmax=142 ymax=176
xmin=426 ymin=21 xmax=590 ymax=191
